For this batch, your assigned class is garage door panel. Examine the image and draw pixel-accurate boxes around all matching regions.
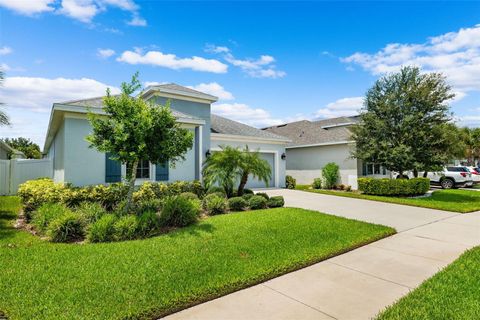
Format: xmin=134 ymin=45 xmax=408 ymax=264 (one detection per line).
xmin=246 ymin=153 xmax=275 ymax=188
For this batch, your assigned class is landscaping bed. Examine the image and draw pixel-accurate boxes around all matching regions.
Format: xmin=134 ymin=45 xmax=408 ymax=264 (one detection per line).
xmin=377 ymin=246 xmax=480 ymax=320
xmin=297 ymin=187 xmax=480 ymax=213
xmin=0 ymin=196 xmax=394 ymax=320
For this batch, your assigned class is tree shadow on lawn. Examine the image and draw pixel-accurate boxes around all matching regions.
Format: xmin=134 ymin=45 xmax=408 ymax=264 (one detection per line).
xmin=165 ymin=222 xmax=217 ymax=239
xmin=0 ymin=210 xmax=19 ymax=241
xmin=427 ymin=192 xmax=480 ymax=203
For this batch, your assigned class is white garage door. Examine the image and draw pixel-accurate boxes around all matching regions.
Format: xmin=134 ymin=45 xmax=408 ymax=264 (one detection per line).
xmin=246 ymin=152 xmax=275 ymax=188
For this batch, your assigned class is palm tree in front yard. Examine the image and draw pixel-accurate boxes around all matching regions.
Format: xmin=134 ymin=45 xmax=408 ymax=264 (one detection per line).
xmin=0 ymin=70 xmax=10 ymax=126
xmin=237 ymin=146 xmax=271 ymax=196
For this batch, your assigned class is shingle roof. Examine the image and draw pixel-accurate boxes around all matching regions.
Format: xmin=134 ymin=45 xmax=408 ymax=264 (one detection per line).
xmin=262 ymin=116 xmax=358 ymax=147
xmin=144 ymin=83 xmax=218 ymax=102
xmin=58 ymin=96 xmax=202 ymax=121
xmin=211 ymin=114 xmax=290 ymax=141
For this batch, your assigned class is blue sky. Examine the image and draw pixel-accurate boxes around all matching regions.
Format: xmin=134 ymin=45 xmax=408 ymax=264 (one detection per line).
xmin=1 ymin=1 xmax=479 ymax=147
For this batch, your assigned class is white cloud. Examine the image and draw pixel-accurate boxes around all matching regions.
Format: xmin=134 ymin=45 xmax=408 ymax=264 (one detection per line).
xmin=0 ymin=46 xmax=12 ymax=56
xmin=314 ymin=97 xmax=364 ymax=118
xmin=0 ymin=0 xmax=55 ymax=15
xmin=127 ymin=14 xmax=146 ymax=26
xmin=0 ymin=0 xmax=146 ymax=26
xmin=212 ymin=103 xmax=283 ymax=127
xmin=117 ymin=49 xmax=228 ymax=73
xmin=207 ymin=45 xmax=286 ymax=79
xmin=0 ymin=76 xmax=120 ymax=112
xmin=188 ymin=82 xmax=233 ymax=100
xmin=342 ymin=24 xmax=480 ymax=95
xmin=0 ymin=63 xmax=11 ymax=71
xmin=457 ymin=115 xmax=480 ymax=127
xmin=97 ymin=48 xmax=115 ymax=58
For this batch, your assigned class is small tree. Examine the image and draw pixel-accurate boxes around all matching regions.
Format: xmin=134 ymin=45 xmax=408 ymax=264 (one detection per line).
xmin=237 ymin=146 xmax=271 ymax=196
xmin=202 ymin=145 xmax=272 ymax=197
xmin=352 ymin=66 xmax=455 ymax=177
xmin=322 ymin=162 xmax=339 ymax=189
xmin=87 ymin=73 xmax=194 ymax=212
xmin=0 ymin=70 xmax=10 ymax=126
xmin=459 ymin=127 xmax=480 ymax=165
xmin=202 ymin=146 xmax=242 ymax=197
xmin=1 ymin=137 xmax=41 ymax=159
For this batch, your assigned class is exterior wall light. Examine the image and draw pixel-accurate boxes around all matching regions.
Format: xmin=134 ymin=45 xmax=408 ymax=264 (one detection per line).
xmin=281 ymin=152 xmax=286 ymax=160
xmin=205 ymin=150 xmax=211 ymax=158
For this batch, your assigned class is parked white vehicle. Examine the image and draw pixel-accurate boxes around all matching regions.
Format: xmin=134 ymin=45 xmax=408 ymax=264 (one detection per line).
xmin=427 ymin=166 xmax=473 ymax=189
xmin=466 ymin=166 xmax=480 ymax=184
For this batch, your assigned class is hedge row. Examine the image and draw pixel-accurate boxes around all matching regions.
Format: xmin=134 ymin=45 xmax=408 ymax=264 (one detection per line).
xmin=358 ymin=177 xmax=430 ymax=196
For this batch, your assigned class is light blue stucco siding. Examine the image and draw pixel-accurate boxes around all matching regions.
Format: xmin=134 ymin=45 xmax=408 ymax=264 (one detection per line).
xmin=210 ymin=138 xmax=287 ymax=188
xmin=57 ymin=116 xmax=199 ymax=186
xmin=150 ymin=96 xmax=210 ymax=169
xmin=63 ymin=117 xmax=106 ymax=186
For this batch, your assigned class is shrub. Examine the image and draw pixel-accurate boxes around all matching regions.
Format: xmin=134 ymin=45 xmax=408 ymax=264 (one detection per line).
xmin=242 ymin=193 xmax=254 ymax=201
xmin=243 ymin=188 xmax=254 ymax=194
xmin=345 ymin=185 xmax=352 ymax=192
xmin=228 ymin=197 xmax=248 ymax=211
xmin=256 ymin=192 xmax=269 ymax=200
xmin=206 ymin=186 xmax=227 ymax=196
xmin=91 ymin=183 xmax=129 ymax=210
xmin=202 ymin=194 xmax=228 ymax=215
xmin=87 ymin=214 xmax=117 ymax=243
xmin=248 ymin=195 xmax=267 ymax=210
xmin=179 ymin=192 xmax=199 ymax=201
xmin=18 ymin=178 xmax=66 ymax=215
xmin=169 ymin=180 xmax=205 ymax=198
xmin=312 ymin=178 xmax=322 ymax=189
xmin=358 ymin=177 xmax=430 ymax=196
xmin=160 ymin=196 xmax=201 ymax=227
xmin=322 ymin=163 xmax=340 ymax=189
xmin=114 ymin=215 xmax=139 ymax=241
xmin=47 ymin=212 xmax=86 ymax=243
xmin=31 ymin=203 xmax=70 ymax=234
xmin=75 ymin=202 xmax=106 ymax=224
xmin=338 ymin=184 xmax=345 ymax=191
xmin=267 ymin=196 xmax=285 ymax=208
xmin=136 ymin=210 xmax=161 ymax=237
xmin=286 ymin=175 xmax=296 ymax=189
xmin=135 ymin=198 xmax=163 ymax=214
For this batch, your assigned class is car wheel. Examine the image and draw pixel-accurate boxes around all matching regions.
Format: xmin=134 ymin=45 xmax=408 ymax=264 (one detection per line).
xmin=441 ymin=178 xmax=454 ymax=189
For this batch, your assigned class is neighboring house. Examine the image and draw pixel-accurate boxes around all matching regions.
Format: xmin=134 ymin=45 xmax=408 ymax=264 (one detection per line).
xmin=262 ymin=116 xmax=389 ymax=188
xmin=0 ymin=140 xmax=25 ymax=159
xmin=43 ymin=83 xmax=289 ymax=188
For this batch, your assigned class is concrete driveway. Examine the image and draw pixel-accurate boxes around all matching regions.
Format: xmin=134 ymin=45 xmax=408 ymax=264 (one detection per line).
xmin=164 ymin=189 xmax=480 ymax=320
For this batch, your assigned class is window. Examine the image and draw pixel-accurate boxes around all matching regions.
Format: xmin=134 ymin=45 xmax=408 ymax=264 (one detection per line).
xmin=363 ymin=162 xmax=387 ymax=176
xmin=136 ymin=160 xmax=150 ymax=179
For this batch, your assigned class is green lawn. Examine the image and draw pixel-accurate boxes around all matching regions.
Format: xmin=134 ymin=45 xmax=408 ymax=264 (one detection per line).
xmin=297 ymin=188 xmax=480 ymax=213
xmin=377 ymin=246 xmax=480 ymax=320
xmin=0 ymin=197 xmax=394 ymax=320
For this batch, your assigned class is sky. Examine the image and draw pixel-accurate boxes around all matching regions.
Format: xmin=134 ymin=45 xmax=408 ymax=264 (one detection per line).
xmin=0 ymin=0 xmax=479 ymax=149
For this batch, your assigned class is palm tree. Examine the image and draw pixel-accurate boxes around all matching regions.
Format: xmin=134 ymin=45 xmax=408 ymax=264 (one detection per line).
xmin=0 ymin=70 xmax=10 ymax=126
xmin=202 ymin=145 xmax=242 ymax=197
xmin=237 ymin=146 xmax=271 ymax=196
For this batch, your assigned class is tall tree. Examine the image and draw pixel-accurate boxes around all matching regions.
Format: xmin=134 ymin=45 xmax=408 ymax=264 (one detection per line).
xmin=0 ymin=70 xmax=10 ymax=126
xmin=1 ymin=137 xmax=42 ymax=159
xmin=352 ymin=66 xmax=455 ymax=177
xmin=87 ymin=73 xmax=194 ymax=212
xmin=459 ymin=127 xmax=480 ymax=166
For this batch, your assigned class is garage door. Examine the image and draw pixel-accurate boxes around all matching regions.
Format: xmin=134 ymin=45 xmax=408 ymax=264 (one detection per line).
xmin=246 ymin=153 xmax=275 ymax=188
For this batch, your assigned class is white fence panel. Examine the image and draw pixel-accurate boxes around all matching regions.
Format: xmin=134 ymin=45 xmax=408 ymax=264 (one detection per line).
xmin=9 ymin=159 xmax=53 ymax=194
xmin=0 ymin=160 xmax=10 ymax=196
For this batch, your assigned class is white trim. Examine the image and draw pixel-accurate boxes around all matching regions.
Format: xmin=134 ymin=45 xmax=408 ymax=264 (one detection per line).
xmin=211 ymin=133 xmax=290 ymax=145
xmin=142 ymin=91 xmax=217 ymax=104
xmin=210 ymin=147 xmax=280 ymax=188
xmin=320 ymin=122 xmax=356 ymax=129
xmin=286 ymin=140 xmax=355 ymax=149
xmin=198 ymin=125 xmax=203 ymax=181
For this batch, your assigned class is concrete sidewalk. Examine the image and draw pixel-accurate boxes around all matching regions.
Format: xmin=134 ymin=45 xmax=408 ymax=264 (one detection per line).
xmin=164 ymin=190 xmax=480 ymax=320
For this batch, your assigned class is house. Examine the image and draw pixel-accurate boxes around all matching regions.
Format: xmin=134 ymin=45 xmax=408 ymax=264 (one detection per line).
xmin=262 ymin=116 xmax=389 ymax=188
xmin=43 ymin=83 xmax=289 ymax=188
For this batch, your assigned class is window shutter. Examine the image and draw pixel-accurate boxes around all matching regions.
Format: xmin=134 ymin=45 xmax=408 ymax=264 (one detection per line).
xmin=105 ymin=153 xmax=121 ymax=183
xmin=156 ymin=161 xmax=169 ymax=181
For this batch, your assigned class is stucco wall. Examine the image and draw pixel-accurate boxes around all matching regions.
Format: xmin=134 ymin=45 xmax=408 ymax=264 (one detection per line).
xmin=210 ymin=138 xmax=287 ymax=188
xmin=64 ymin=117 xmax=105 ymax=186
xmin=285 ymin=143 xmax=359 ymax=187
xmin=168 ymin=127 xmax=196 ymax=182
xmin=151 ymin=96 xmax=210 ymax=167
xmin=49 ymin=121 xmax=65 ymax=183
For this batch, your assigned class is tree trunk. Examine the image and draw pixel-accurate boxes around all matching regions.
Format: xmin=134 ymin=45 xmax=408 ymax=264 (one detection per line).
xmin=237 ymin=172 xmax=249 ymax=196
xmin=413 ymin=168 xmax=418 ymax=178
xmin=423 ymin=170 xmax=428 ymax=178
xmin=124 ymin=159 xmax=138 ymax=214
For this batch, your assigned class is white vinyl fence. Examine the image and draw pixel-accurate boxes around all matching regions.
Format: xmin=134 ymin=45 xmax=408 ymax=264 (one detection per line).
xmin=0 ymin=159 xmax=53 ymax=195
